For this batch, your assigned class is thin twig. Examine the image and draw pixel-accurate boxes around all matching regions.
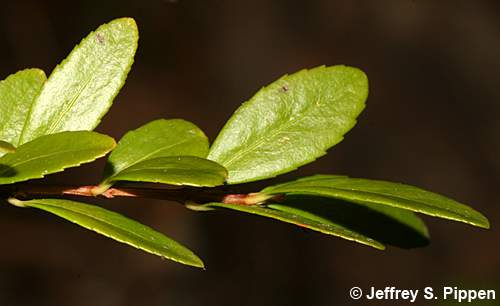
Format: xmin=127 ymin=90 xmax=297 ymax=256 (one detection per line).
xmin=0 ymin=183 xmax=283 ymax=206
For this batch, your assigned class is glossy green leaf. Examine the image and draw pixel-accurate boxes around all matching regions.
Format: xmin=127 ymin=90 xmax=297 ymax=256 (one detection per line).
xmin=9 ymin=198 xmax=203 ymax=268
xmin=0 ymin=69 xmax=46 ymax=150
xmin=262 ymin=175 xmax=490 ymax=229
xmin=108 ymin=156 xmax=227 ymax=187
xmin=268 ymin=195 xmax=429 ymax=248
xmin=18 ymin=18 xmax=138 ymax=144
xmin=204 ymin=202 xmax=385 ymax=250
xmin=0 ymin=131 xmax=115 ymax=185
xmin=101 ymin=119 xmax=210 ymax=187
xmin=0 ymin=141 xmax=15 ymax=154
xmin=208 ymin=65 xmax=368 ymax=184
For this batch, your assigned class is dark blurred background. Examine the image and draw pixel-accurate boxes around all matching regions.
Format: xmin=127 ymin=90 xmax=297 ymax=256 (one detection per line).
xmin=0 ymin=1 xmax=499 ymax=305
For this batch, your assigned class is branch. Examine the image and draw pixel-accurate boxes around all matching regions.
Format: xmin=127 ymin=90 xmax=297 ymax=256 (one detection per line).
xmin=1 ymin=183 xmax=281 ymax=206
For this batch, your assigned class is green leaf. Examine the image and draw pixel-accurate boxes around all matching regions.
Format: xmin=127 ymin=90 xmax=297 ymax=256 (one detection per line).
xmin=0 ymin=131 xmax=115 ymax=185
xmin=208 ymin=65 xmax=368 ymax=184
xmin=101 ymin=119 xmax=210 ymax=186
xmin=107 ymin=156 xmax=227 ymax=187
xmin=204 ymin=202 xmax=385 ymax=250
xmin=262 ymin=175 xmax=490 ymax=229
xmin=0 ymin=69 xmax=46 ymax=149
xmin=268 ymin=195 xmax=429 ymax=248
xmin=18 ymin=18 xmax=138 ymax=144
xmin=9 ymin=198 xmax=203 ymax=268
xmin=0 ymin=141 xmax=16 ymax=154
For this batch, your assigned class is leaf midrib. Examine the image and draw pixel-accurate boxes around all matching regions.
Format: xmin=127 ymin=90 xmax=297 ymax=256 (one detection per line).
xmin=36 ymin=203 xmax=166 ymax=247
xmin=208 ymin=203 xmax=383 ymax=249
xmin=0 ymin=147 xmax=104 ymax=176
xmin=30 ymin=202 xmax=199 ymax=265
xmin=219 ymin=97 xmax=323 ymax=168
xmin=118 ymin=166 xmax=216 ymax=173
xmin=108 ymin=138 xmax=194 ymax=179
xmin=45 ymin=40 xmax=128 ymax=134
xmin=276 ymin=186 xmax=480 ymax=221
xmin=46 ymin=73 xmax=94 ymax=134
xmin=20 ymin=32 xmax=128 ymax=142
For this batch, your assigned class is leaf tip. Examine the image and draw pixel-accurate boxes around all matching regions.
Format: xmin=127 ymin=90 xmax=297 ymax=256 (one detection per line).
xmin=109 ymin=137 xmax=117 ymax=150
xmin=174 ymin=253 xmax=205 ymax=269
xmin=23 ymin=68 xmax=47 ymax=81
xmin=193 ymin=258 xmax=206 ymax=270
xmin=475 ymin=215 xmax=490 ymax=229
xmin=339 ymin=65 xmax=369 ymax=97
xmin=121 ymin=17 xmax=137 ymax=27
xmin=111 ymin=17 xmax=139 ymax=36
xmin=98 ymin=133 xmax=117 ymax=153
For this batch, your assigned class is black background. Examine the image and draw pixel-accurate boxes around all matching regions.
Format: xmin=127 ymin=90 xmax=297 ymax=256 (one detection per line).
xmin=0 ymin=1 xmax=498 ymax=305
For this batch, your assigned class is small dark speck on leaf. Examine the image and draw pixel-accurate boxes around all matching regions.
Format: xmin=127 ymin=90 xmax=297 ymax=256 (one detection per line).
xmin=280 ymin=85 xmax=289 ymax=92
xmin=96 ymin=33 xmax=105 ymax=44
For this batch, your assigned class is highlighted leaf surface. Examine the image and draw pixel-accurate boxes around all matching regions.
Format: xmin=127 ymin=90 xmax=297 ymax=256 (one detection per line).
xmin=0 ymin=131 xmax=115 ymax=185
xmin=11 ymin=198 xmax=203 ymax=268
xmin=102 ymin=119 xmax=211 ymax=186
xmin=19 ymin=18 xmax=138 ymax=144
xmin=0 ymin=69 xmax=46 ymax=150
xmin=208 ymin=66 xmax=368 ymax=184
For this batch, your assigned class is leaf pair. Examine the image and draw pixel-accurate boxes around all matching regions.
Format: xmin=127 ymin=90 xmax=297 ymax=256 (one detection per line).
xmin=19 ymin=18 xmax=138 ymax=145
xmin=203 ymin=174 xmax=488 ymax=250
xmin=262 ymin=175 xmax=489 ymax=228
xmin=0 ymin=17 xmax=138 ymax=181
xmin=97 ymin=119 xmax=227 ymax=192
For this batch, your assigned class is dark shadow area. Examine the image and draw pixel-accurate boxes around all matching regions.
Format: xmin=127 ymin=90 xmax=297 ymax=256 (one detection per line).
xmin=0 ymin=164 xmax=16 ymax=177
xmin=277 ymin=194 xmax=430 ymax=248
xmin=102 ymin=160 xmax=116 ymax=179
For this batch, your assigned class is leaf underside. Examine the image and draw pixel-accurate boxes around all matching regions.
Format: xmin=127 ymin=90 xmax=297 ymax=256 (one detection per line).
xmin=11 ymin=198 xmax=203 ymax=268
xmin=103 ymin=119 xmax=209 ymax=178
xmin=108 ymin=156 xmax=227 ymax=187
xmin=205 ymin=190 xmax=430 ymax=249
xmin=0 ymin=131 xmax=115 ymax=184
xmin=268 ymin=195 xmax=429 ymax=248
xmin=205 ymin=202 xmax=386 ymax=250
xmin=18 ymin=18 xmax=138 ymax=144
xmin=262 ymin=175 xmax=490 ymax=229
xmin=208 ymin=65 xmax=368 ymax=184
xmin=101 ymin=119 xmax=214 ymax=189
